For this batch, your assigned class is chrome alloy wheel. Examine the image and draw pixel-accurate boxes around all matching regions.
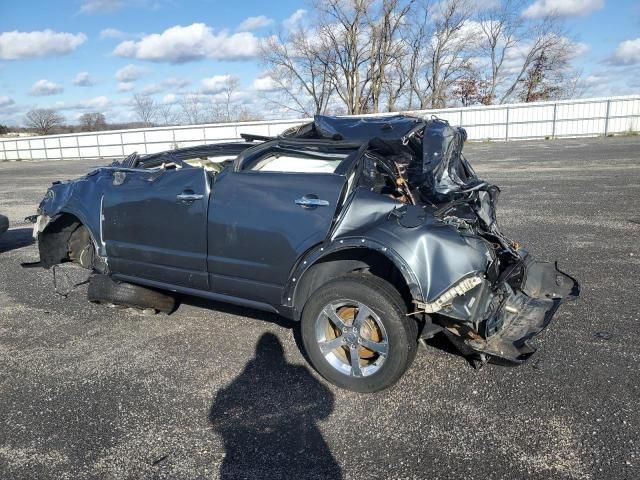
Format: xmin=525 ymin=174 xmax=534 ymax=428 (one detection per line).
xmin=314 ymin=300 xmax=389 ymax=377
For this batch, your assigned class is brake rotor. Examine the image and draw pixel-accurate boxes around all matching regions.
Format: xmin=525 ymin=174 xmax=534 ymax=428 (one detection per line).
xmin=328 ymin=306 xmax=355 ymax=363
xmin=359 ymin=317 xmax=382 ymax=359
xmin=326 ymin=305 xmax=382 ymax=362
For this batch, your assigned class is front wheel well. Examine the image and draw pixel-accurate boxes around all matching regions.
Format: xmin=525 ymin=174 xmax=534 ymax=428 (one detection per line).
xmin=292 ymin=248 xmax=414 ymax=321
xmin=38 ymin=213 xmax=99 ymax=270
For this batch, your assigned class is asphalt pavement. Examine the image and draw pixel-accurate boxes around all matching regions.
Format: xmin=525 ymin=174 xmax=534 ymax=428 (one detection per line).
xmin=0 ymin=136 xmax=638 ymax=479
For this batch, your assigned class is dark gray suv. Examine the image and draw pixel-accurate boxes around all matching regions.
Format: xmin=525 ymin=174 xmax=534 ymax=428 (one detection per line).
xmin=32 ymin=115 xmax=579 ymax=392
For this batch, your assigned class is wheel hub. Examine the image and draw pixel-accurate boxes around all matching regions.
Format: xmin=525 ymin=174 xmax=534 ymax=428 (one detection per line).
xmin=315 ymin=300 xmax=389 ymax=378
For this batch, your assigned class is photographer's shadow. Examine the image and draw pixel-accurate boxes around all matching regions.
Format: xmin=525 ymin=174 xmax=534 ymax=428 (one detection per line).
xmin=209 ymin=332 xmax=342 ymax=480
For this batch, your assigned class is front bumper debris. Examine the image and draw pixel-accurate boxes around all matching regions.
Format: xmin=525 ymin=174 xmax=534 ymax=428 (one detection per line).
xmin=456 ymin=259 xmax=579 ymax=363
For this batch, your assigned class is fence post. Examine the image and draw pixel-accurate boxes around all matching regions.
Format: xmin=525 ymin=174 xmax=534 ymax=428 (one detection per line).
xmin=459 ymin=109 xmax=463 ymax=126
xmin=551 ymin=103 xmax=557 ymax=139
xmin=505 ymin=107 xmax=510 ymax=141
xmin=604 ymin=99 xmax=611 ymax=136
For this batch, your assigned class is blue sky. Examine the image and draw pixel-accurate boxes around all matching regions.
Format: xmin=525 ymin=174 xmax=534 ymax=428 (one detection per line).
xmin=0 ymin=0 xmax=639 ymax=126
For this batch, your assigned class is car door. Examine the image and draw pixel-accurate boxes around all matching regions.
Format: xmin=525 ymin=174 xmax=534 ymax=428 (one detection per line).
xmin=207 ymin=153 xmax=348 ymax=305
xmin=102 ymin=166 xmax=210 ymax=290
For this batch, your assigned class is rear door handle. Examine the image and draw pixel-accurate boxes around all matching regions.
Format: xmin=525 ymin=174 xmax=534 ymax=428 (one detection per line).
xmin=177 ymin=192 xmax=204 ymax=202
xmin=295 ymin=195 xmax=329 ymax=209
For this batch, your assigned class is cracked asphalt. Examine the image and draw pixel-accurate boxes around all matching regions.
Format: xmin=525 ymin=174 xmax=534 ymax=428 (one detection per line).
xmin=0 ymin=136 xmax=638 ymax=479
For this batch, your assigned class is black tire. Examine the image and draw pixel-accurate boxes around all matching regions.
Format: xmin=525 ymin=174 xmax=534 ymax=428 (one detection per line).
xmin=0 ymin=214 xmax=8 ymax=236
xmin=68 ymin=225 xmax=94 ymax=269
xmin=301 ymin=273 xmax=418 ymax=393
xmin=87 ymin=275 xmax=175 ymax=313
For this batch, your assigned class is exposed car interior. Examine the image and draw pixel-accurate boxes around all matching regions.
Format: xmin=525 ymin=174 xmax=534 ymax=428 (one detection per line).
xmin=249 ymin=152 xmax=347 ymax=173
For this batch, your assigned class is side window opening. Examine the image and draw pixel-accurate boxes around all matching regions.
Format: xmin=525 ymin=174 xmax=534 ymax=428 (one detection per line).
xmin=184 ymin=155 xmax=237 ymax=174
xmin=249 ymin=152 xmax=348 ymax=174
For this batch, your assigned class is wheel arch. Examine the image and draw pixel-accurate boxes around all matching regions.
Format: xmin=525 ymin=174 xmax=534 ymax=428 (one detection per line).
xmin=286 ymin=240 xmax=423 ymax=321
xmin=37 ymin=210 xmax=103 ymax=269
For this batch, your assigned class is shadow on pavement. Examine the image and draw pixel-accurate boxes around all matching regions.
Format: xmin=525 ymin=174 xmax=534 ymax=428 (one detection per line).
xmin=209 ymin=332 xmax=342 ymax=480
xmin=0 ymin=228 xmax=34 ymax=254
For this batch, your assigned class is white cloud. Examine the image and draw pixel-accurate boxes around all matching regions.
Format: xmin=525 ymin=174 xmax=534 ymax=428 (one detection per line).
xmin=0 ymin=30 xmax=86 ymax=60
xmin=162 ymin=93 xmax=177 ymax=104
xmin=56 ymin=95 xmax=112 ymax=111
xmin=30 ymin=79 xmax=64 ymax=96
xmin=238 ymin=15 xmax=274 ymax=31
xmin=522 ymin=0 xmax=604 ymax=18
xmin=252 ymin=75 xmax=279 ymax=91
xmin=100 ymin=28 xmax=126 ymax=39
xmin=163 ymin=77 xmax=191 ymax=89
xmin=115 ymin=64 xmax=148 ymax=82
xmin=0 ymin=96 xmax=15 ymax=108
xmin=283 ymin=9 xmax=306 ymax=30
xmin=73 ymin=72 xmax=95 ymax=86
xmin=133 ymin=77 xmax=192 ymax=96
xmin=113 ymin=23 xmax=261 ymax=63
xmin=609 ymin=38 xmax=640 ymax=66
xmin=80 ymin=0 xmax=123 ymax=13
xmin=75 ymin=95 xmax=111 ymax=110
xmin=79 ymin=96 xmax=111 ymax=109
xmin=117 ymin=82 xmax=135 ymax=92
xmin=201 ymin=75 xmax=235 ymax=94
xmin=139 ymin=83 xmax=164 ymax=95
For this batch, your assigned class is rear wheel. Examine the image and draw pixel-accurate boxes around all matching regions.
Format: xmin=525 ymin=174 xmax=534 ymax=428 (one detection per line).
xmin=301 ymin=273 xmax=418 ymax=393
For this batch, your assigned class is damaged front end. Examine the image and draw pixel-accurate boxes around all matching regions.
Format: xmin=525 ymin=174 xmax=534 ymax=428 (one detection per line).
xmin=28 ymin=172 xmax=108 ymax=273
xmin=294 ymin=114 xmax=580 ymax=365
xmin=418 ymin=256 xmax=579 ymax=364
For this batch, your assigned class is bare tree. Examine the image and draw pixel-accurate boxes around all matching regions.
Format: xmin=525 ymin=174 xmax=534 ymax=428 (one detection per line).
xmin=365 ymin=0 xmax=415 ymax=112
xmin=498 ymin=15 xmax=567 ymax=103
xmin=220 ymin=76 xmax=240 ymax=121
xmin=257 ymin=0 xmax=579 ymax=113
xmin=431 ymin=0 xmax=476 ymax=108
xmin=24 ymin=109 xmax=64 ymax=135
xmin=178 ymin=93 xmax=205 ymax=124
xmin=516 ymin=42 xmax=572 ymax=102
xmin=236 ymin=107 xmax=262 ymax=122
xmin=132 ymin=94 xmax=157 ymax=126
xmin=157 ymin=103 xmax=179 ymax=126
xmin=206 ymin=102 xmax=227 ymax=123
xmin=315 ymin=0 xmax=375 ymax=115
xmin=476 ymin=0 xmax=523 ymax=104
xmin=400 ymin=0 xmax=477 ymax=109
xmin=260 ymin=26 xmax=335 ymax=116
xmin=78 ymin=112 xmax=107 ymax=131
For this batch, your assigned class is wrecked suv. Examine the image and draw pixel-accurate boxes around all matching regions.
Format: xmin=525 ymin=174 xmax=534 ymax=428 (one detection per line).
xmin=32 ymin=115 xmax=579 ymax=392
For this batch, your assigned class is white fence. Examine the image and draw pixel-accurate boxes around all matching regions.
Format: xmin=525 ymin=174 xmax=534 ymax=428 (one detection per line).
xmin=1 ymin=95 xmax=639 ymax=162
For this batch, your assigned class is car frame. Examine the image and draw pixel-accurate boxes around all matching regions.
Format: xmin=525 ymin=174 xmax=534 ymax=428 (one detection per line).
xmin=31 ymin=115 xmax=579 ymax=392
